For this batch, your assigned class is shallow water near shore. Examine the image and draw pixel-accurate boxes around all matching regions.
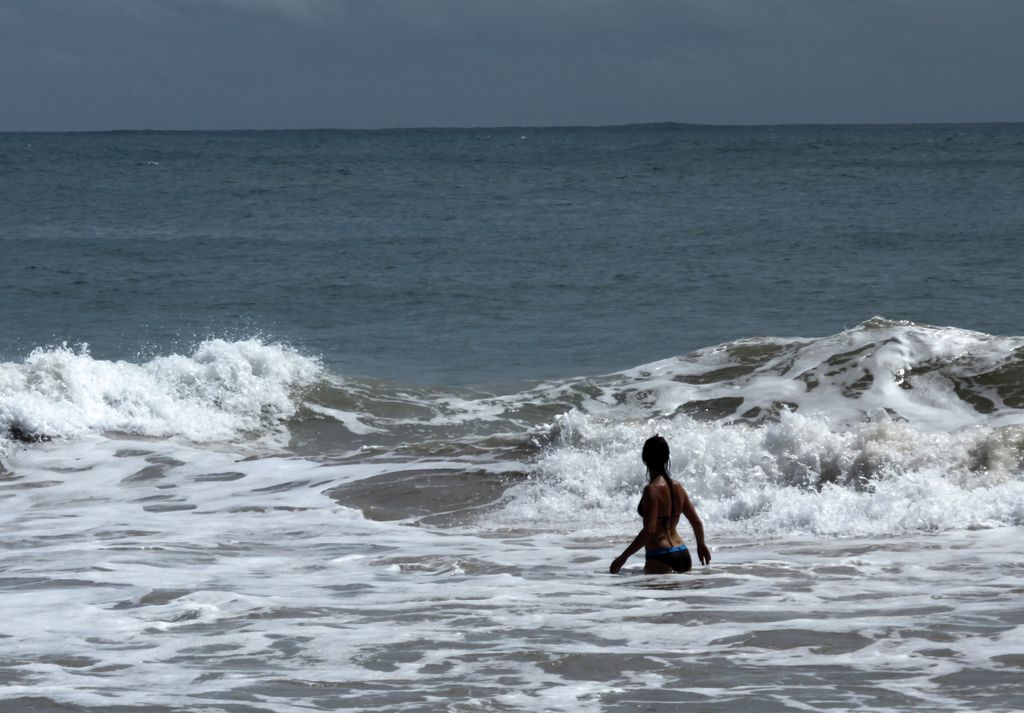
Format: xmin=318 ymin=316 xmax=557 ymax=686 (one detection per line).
xmin=2 ymin=385 xmax=1023 ymax=712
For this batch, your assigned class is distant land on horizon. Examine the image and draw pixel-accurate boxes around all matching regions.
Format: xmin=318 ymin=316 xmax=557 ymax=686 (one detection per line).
xmin=5 ymin=120 xmax=1024 ymax=136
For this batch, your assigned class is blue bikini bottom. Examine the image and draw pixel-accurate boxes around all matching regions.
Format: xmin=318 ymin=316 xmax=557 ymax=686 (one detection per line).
xmin=645 ymin=544 xmax=692 ymax=572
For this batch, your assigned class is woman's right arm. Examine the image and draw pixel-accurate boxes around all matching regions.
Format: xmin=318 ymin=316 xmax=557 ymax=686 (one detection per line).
xmin=610 ymin=486 xmax=660 ymax=573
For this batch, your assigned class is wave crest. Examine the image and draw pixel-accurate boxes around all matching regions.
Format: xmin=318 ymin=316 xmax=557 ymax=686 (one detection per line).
xmin=0 ymin=339 xmax=322 ymax=445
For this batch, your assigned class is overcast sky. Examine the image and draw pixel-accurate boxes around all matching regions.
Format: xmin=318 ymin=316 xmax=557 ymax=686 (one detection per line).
xmin=2 ymin=0 xmax=1023 ymax=131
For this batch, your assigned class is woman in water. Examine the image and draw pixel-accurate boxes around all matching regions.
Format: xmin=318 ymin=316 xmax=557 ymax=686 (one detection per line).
xmin=609 ymin=435 xmax=711 ymax=574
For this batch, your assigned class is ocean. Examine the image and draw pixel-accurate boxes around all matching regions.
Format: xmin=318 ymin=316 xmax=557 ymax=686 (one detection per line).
xmin=1 ymin=124 xmax=1023 ymax=711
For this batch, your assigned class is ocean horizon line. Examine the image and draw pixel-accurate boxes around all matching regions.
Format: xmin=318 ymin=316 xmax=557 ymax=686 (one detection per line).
xmin=4 ymin=119 xmax=1024 ymax=136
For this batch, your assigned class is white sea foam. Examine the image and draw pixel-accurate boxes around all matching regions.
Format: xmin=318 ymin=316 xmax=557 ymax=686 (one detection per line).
xmin=306 ymin=404 xmax=384 ymax=434
xmin=1 ymin=426 xmax=1022 ymax=711
xmin=0 ymin=339 xmax=322 ymax=445
xmin=575 ymin=319 xmax=1024 ymax=431
xmin=1 ymin=321 xmax=1023 ymax=710
xmin=486 ymin=320 xmax=1024 ymax=539
xmin=496 ymin=408 xmax=1024 ymax=538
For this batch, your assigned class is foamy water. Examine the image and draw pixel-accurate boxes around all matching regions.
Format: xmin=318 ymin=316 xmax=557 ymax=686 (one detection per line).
xmin=2 ymin=321 xmax=1024 ymax=711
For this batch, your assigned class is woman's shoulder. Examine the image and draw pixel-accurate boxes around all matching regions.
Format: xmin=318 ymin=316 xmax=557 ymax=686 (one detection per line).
xmin=672 ymin=479 xmax=689 ymax=499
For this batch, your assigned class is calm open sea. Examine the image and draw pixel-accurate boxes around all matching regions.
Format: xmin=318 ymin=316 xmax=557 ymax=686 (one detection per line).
xmin=2 ymin=124 xmax=1024 ymax=711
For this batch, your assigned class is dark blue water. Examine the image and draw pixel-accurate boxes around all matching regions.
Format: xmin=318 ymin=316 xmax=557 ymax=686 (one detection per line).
xmin=3 ymin=124 xmax=1023 ymax=384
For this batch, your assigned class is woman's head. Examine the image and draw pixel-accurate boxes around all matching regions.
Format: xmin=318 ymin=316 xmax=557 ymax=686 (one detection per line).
xmin=641 ymin=434 xmax=670 ymax=476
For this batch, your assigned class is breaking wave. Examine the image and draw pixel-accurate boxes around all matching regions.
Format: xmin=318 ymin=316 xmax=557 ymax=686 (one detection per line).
xmin=4 ymin=319 xmax=1024 ymax=537
xmin=0 ymin=339 xmax=321 ymax=446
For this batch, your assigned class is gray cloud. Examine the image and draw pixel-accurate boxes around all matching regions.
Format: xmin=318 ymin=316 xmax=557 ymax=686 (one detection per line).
xmin=2 ymin=0 xmax=1022 ymax=130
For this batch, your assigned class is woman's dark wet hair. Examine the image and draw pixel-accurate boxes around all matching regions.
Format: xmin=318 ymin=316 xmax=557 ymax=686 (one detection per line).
xmin=642 ymin=434 xmax=670 ymax=477
xmin=642 ymin=434 xmax=676 ymax=516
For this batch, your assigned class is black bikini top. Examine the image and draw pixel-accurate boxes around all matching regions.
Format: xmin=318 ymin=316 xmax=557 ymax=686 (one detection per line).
xmin=638 ymin=475 xmax=679 ymax=522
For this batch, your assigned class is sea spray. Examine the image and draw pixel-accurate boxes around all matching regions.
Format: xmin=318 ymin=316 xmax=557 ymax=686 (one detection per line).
xmin=0 ymin=339 xmax=321 ymax=445
xmin=4 ymin=321 xmax=1024 ymax=538
xmin=495 ymin=408 xmax=1024 ymax=538
xmin=2 ymin=320 xmax=1024 ymax=713
xmin=489 ymin=320 xmax=1024 ymax=537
